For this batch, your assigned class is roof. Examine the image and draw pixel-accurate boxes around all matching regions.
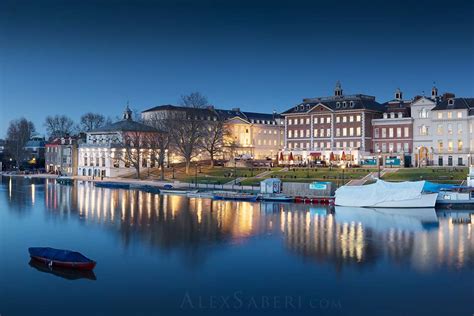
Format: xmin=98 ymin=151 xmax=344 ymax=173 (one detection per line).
xmin=142 ymin=104 xmax=282 ymax=122
xmin=25 ymin=140 xmax=45 ymax=148
xmin=281 ymin=94 xmax=383 ymax=115
xmin=431 ymin=98 xmax=474 ymax=111
xmin=90 ymin=119 xmax=159 ymax=133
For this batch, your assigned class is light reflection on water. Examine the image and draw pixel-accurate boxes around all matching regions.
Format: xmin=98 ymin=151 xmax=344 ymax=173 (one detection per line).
xmin=1 ymin=176 xmax=473 ymax=315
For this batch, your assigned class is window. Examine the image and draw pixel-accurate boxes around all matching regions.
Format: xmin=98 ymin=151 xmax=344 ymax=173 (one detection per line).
xmin=383 ymin=113 xmax=388 ymax=119
xmin=336 ymin=102 xmax=341 ymax=108
xmin=419 ymin=125 xmax=428 ymax=136
xmin=336 ymin=141 xmax=340 ymax=148
xmin=289 ymin=119 xmax=292 ymax=125
xmin=457 ymin=111 xmax=463 ymax=118
xmin=437 ymin=124 xmax=443 ymax=135
xmin=288 ymin=143 xmax=292 ymax=149
xmin=389 ymin=128 xmax=394 ymax=138
xmin=306 ymin=118 xmax=310 ymax=124
xmin=448 ymin=140 xmax=453 ymax=152
xmin=419 ymin=108 xmax=428 ymax=118
xmin=447 ymin=123 xmax=453 ymax=135
xmin=356 ymin=141 xmax=361 ymax=148
xmin=343 ymin=141 xmax=347 ymax=148
xmin=113 ymin=159 xmax=120 ymax=168
xmin=448 ymin=99 xmax=454 ymax=105
xmin=102 ymin=157 xmax=106 ymax=167
xmin=375 ymin=143 xmax=380 ymax=152
xmin=458 ymin=157 xmax=463 ymax=166
xmin=349 ymin=127 xmax=354 ymax=136
xmin=263 ymin=139 xmax=267 ymax=145
xmin=84 ymin=157 xmax=88 ymax=166
xmin=313 ymin=129 xmax=318 ymax=137
xmin=349 ymin=116 xmax=354 ymax=122
xmin=398 ymin=112 xmax=403 ymax=118
xmin=404 ymin=127 xmax=409 ymax=137
xmin=326 ymin=128 xmax=331 ymax=137
xmin=389 ymin=143 xmax=394 ymax=152
xmin=326 ymin=117 xmax=331 ymax=124
xmin=382 ymin=143 xmax=387 ymax=152
xmin=375 ymin=128 xmax=380 ymax=138
xmin=457 ymin=123 xmax=462 ymax=135
xmin=336 ymin=116 xmax=340 ymax=123
xmin=349 ymin=141 xmax=354 ymax=148
xmin=382 ymin=128 xmax=387 ymax=138
xmin=438 ymin=140 xmax=443 ymax=152
xmin=397 ymin=143 xmax=402 ymax=152
xmin=356 ymin=115 xmax=361 ymax=122
xmin=314 ymin=117 xmax=318 ymax=124
xmin=447 ymin=112 xmax=452 ymax=119
xmin=336 ymin=128 xmax=340 ymax=136
xmin=342 ymin=116 xmax=347 ymax=123
xmin=326 ymin=142 xmax=331 ymax=149
xmin=404 ymin=143 xmax=409 ymax=152
xmin=300 ymin=142 xmax=304 ymax=148
xmin=390 ymin=112 xmax=396 ymax=119
xmin=320 ymin=129 xmax=325 ymax=137
xmin=458 ymin=140 xmax=463 ymax=151
xmin=437 ymin=112 xmax=443 ymax=119
xmin=342 ymin=128 xmax=347 ymax=136
xmin=95 ymin=157 xmax=99 ymax=167
xmin=306 ymin=129 xmax=310 ymax=137
xmin=396 ymin=128 xmax=401 ymax=138
xmin=314 ymin=142 xmax=318 ymax=148
xmin=288 ymin=130 xmax=292 ymax=138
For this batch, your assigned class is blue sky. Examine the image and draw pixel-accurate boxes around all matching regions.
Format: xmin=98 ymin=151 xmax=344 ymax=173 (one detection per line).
xmin=1 ymin=0 xmax=473 ymax=137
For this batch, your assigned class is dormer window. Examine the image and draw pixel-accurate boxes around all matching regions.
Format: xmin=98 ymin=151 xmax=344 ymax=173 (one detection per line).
xmin=383 ymin=113 xmax=388 ymax=119
xmin=448 ymin=99 xmax=454 ymax=106
xmin=336 ymin=102 xmax=341 ymax=108
xmin=390 ymin=112 xmax=395 ymax=119
xmin=349 ymin=101 xmax=354 ymax=108
xmin=342 ymin=101 xmax=347 ymax=108
xmin=398 ymin=112 xmax=403 ymax=118
xmin=300 ymin=105 xmax=304 ymax=110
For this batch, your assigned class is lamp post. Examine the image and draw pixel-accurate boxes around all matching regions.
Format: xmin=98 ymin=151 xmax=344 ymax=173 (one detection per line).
xmin=377 ymin=149 xmax=381 ymax=179
xmin=341 ymin=164 xmax=346 ymax=186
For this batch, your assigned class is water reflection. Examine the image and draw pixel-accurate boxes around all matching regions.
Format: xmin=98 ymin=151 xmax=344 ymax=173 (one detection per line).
xmin=3 ymin=177 xmax=474 ymax=271
xmin=28 ymin=259 xmax=97 ymax=281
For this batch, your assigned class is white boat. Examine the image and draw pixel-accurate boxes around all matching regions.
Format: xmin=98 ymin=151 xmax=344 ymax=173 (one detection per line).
xmin=213 ymin=191 xmax=258 ymax=201
xmin=187 ymin=191 xmax=214 ymax=198
xmin=436 ymin=188 xmax=474 ymax=206
xmin=335 ymin=180 xmax=437 ymax=208
xmin=160 ymin=189 xmax=198 ymax=195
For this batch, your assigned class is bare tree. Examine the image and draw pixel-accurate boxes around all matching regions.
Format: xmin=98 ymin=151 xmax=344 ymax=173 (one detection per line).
xmin=170 ymin=92 xmax=209 ymax=174
xmin=44 ymin=115 xmax=74 ymax=138
xmin=200 ymin=119 xmax=229 ymax=168
xmin=117 ymin=131 xmax=149 ymax=179
xmin=145 ymin=114 xmax=172 ymax=180
xmin=5 ymin=118 xmax=36 ymax=168
xmin=79 ymin=113 xmax=106 ymax=132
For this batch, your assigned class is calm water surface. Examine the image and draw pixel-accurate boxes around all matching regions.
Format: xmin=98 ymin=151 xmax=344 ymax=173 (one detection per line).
xmin=1 ymin=177 xmax=473 ymax=316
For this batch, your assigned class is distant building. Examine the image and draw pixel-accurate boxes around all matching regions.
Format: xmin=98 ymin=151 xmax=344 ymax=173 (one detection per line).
xmin=45 ymin=136 xmax=84 ymax=176
xmin=141 ymin=105 xmax=285 ymax=160
xmin=372 ymin=88 xmax=414 ymax=167
xmin=280 ymin=82 xmax=383 ymax=165
xmin=78 ymin=106 xmax=161 ymax=178
xmin=24 ymin=134 xmax=46 ymax=167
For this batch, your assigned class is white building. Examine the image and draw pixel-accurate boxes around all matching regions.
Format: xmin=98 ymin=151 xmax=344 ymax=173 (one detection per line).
xmin=78 ymin=107 xmax=160 ymax=178
xmin=411 ymin=92 xmax=438 ymax=167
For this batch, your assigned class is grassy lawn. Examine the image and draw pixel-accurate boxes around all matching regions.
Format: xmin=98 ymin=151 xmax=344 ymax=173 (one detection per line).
xmin=381 ymin=167 xmax=468 ymax=183
xmin=271 ymin=168 xmax=371 ymax=181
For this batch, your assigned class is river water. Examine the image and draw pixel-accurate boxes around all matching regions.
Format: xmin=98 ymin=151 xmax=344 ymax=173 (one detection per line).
xmin=1 ymin=177 xmax=473 ymax=315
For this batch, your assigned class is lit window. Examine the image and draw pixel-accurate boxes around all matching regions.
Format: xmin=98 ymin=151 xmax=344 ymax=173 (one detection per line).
xmin=457 ymin=111 xmax=463 ymax=118
xmin=356 ymin=127 xmax=361 ymax=136
xmin=327 ymin=117 xmax=331 ymax=124
xmin=349 ymin=127 xmax=354 ymax=136
xmin=437 ymin=112 xmax=443 ymax=119
xmin=447 ymin=112 xmax=452 ymax=119
xmin=314 ymin=117 xmax=318 ymax=124
xmin=314 ymin=129 xmax=318 ymax=137
xmin=336 ymin=116 xmax=340 ymax=123
xmin=342 ymin=116 xmax=347 ymax=123
xmin=404 ymin=127 xmax=409 ymax=137
xmin=349 ymin=116 xmax=354 ymax=122
xmin=397 ymin=128 xmax=401 ymax=138
xmin=437 ymin=124 xmax=443 ymax=135
xmin=448 ymin=123 xmax=453 ymax=135
xmin=374 ymin=128 xmax=379 ymax=138
xmin=356 ymin=115 xmax=361 ymax=122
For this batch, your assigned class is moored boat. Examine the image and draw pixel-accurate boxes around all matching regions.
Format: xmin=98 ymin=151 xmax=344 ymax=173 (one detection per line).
xmin=258 ymin=193 xmax=294 ymax=202
xmin=213 ymin=191 xmax=258 ymax=201
xmin=28 ymin=247 xmax=96 ymax=271
xmin=335 ymin=180 xmax=438 ymax=208
xmin=56 ymin=176 xmax=74 ymax=185
xmin=436 ymin=187 xmax=474 ymax=207
xmin=94 ymin=182 xmax=130 ymax=189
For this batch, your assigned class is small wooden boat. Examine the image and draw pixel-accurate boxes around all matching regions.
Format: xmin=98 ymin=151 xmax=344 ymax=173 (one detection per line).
xmin=213 ymin=191 xmax=258 ymax=201
xmin=29 ymin=260 xmax=97 ymax=280
xmin=28 ymin=247 xmax=96 ymax=271
xmin=94 ymin=182 xmax=130 ymax=189
xmin=258 ymin=193 xmax=294 ymax=202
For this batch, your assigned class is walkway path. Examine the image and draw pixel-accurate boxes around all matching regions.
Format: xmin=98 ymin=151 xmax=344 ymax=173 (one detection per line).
xmin=346 ymin=168 xmax=400 ymax=186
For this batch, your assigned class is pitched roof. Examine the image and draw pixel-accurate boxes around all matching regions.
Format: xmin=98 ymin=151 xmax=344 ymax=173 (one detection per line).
xmin=90 ymin=119 xmax=159 ymax=133
xmin=281 ymin=94 xmax=383 ymax=115
xmin=431 ymin=98 xmax=474 ymax=111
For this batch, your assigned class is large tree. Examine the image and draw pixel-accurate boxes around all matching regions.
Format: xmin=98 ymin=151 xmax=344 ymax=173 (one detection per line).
xmin=118 ymin=131 xmax=149 ymax=179
xmin=44 ymin=115 xmax=74 ymax=138
xmin=170 ymin=92 xmax=208 ymax=174
xmin=200 ymin=119 xmax=228 ymax=168
xmin=79 ymin=112 xmax=108 ymax=132
xmin=5 ymin=118 xmax=35 ymax=168
xmin=145 ymin=113 xmax=172 ymax=180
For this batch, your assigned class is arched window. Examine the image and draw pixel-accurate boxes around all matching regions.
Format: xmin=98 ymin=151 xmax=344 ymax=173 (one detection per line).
xmin=419 ymin=108 xmax=428 ymax=118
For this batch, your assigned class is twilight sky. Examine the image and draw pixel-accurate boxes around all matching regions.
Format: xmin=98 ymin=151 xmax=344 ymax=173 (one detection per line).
xmin=1 ymin=0 xmax=473 ymax=137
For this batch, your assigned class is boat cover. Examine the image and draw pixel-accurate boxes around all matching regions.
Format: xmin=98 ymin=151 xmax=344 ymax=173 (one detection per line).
xmin=29 ymin=247 xmax=93 ymax=263
xmin=335 ymin=180 xmax=426 ymax=207
xmin=422 ymin=181 xmax=459 ymax=193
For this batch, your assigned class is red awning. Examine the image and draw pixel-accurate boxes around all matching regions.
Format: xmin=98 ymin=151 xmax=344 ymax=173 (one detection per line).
xmin=289 ymin=152 xmax=294 ymax=161
xmin=310 ymin=152 xmax=321 ymax=157
xmin=279 ymin=152 xmax=284 ymax=161
xmin=341 ymin=151 xmax=346 ymax=161
xmin=329 ymin=152 xmax=335 ymax=161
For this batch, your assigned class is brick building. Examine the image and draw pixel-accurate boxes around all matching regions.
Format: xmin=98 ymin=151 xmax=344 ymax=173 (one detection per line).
xmin=372 ymin=88 xmax=414 ymax=167
xmin=280 ymin=82 xmax=383 ymax=165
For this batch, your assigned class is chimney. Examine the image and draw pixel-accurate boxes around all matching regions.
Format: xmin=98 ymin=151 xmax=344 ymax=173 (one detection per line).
xmin=232 ymin=107 xmax=241 ymax=112
xmin=442 ymin=92 xmax=455 ymax=100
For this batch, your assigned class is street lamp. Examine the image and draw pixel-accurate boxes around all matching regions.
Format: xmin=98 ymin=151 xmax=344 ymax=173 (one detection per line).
xmin=377 ymin=149 xmax=382 ymax=179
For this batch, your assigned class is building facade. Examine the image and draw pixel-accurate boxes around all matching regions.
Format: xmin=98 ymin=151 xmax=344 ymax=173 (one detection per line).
xmin=78 ymin=107 xmax=160 ymax=178
xmin=45 ymin=136 xmax=83 ymax=176
xmin=141 ymin=105 xmax=284 ymax=160
xmin=431 ymin=96 xmax=474 ymax=166
xmin=372 ymin=89 xmax=414 ymax=167
xmin=280 ymin=82 xmax=383 ymax=165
